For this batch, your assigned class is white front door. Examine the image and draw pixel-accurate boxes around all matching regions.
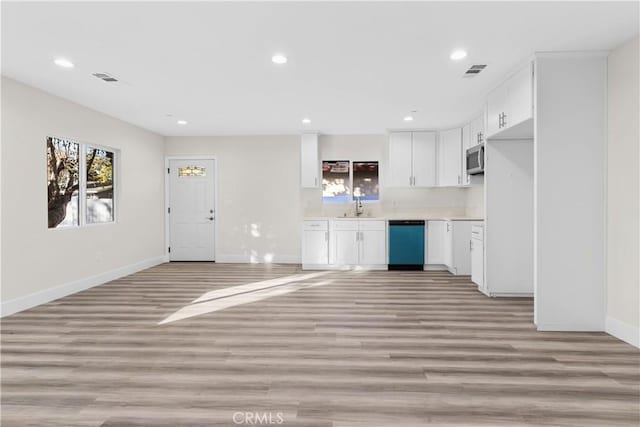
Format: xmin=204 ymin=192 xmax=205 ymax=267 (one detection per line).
xmin=168 ymin=159 xmax=215 ymax=261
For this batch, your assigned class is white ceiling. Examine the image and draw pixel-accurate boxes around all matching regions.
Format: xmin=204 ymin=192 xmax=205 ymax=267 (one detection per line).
xmin=2 ymin=1 xmax=638 ymax=136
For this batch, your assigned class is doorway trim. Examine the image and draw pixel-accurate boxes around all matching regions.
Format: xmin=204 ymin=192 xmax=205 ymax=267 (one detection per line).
xmin=164 ymin=156 xmax=218 ymax=261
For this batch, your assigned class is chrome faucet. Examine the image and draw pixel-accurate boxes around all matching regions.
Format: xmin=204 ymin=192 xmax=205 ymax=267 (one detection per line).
xmin=355 ymin=197 xmax=364 ymax=217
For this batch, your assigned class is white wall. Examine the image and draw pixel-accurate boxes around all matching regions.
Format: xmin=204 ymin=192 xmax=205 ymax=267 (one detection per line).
xmin=1 ymin=77 xmax=166 ymax=314
xmin=606 ymin=36 xmax=639 ymax=347
xmin=485 ymin=139 xmax=533 ymax=296
xmin=164 ymin=135 xmax=303 ymax=263
xmin=166 ymin=134 xmax=478 ymax=263
xmin=464 ymin=185 xmax=484 ymax=218
xmin=534 ymin=53 xmax=607 ymax=331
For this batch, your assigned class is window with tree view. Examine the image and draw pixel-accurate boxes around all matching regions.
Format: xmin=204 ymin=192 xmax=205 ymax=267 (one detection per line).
xmin=86 ymin=147 xmax=114 ymax=224
xmin=47 ymin=136 xmax=116 ymax=228
xmin=47 ymin=137 xmax=79 ymax=227
xmin=353 ymin=161 xmax=379 ymax=201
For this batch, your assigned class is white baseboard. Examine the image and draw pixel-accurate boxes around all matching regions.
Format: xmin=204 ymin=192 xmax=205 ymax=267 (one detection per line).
xmin=424 ymin=264 xmax=448 ymax=271
xmin=536 ymin=322 xmax=605 ymax=332
xmin=216 ymin=254 xmax=301 ymax=264
xmin=301 ymin=264 xmax=387 ymax=271
xmin=1 ymin=255 xmax=167 ymax=317
xmin=605 ymin=316 xmax=640 ymax=348
xmin=490 ymin=292 xmax=534 ymax=298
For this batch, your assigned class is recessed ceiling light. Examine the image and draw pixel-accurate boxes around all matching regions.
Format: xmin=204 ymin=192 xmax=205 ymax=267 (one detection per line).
xmin=403 ymin=116 xmax=414 ymax=122
xmin=272 ymin=54 xmax=288 ymax=64
xmin=54 ymin=57 xmax=74 ymax=68
xmin=450 ymin=49 xmax=468 ymax=61
xmin=302 ymin=118 xmax=311 ymax=124
xmin=177 ymin=120 xmax=187 ymax=125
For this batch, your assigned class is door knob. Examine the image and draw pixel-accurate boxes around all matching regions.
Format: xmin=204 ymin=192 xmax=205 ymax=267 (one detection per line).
xmin=207 ymin=217 xmax=214 ymax=221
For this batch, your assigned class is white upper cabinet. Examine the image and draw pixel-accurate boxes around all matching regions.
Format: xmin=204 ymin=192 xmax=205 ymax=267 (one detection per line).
xmin=461 ymin=124 xmax=472 ymax=186
xmin=300 ymin=133 xmax=319 ymax=188
xmin=438 ymin=128 xmax=463 ymax=187
xmin=388 ymin=131 xmax=437 ymax=188
xmin=507 ymin=63 xmax=534 ymax=128
xmin=388 ymin=132 xmax=413 ymax=187
xmin=486 ymin=62 xmax=534 ymax=139
xmin=411 ymin=131 xmax=437 ymax=187
xmin=487 ymin=83 xmax=508 ymax=137
xmin=470 ymin=114 xmax=485 ymax=147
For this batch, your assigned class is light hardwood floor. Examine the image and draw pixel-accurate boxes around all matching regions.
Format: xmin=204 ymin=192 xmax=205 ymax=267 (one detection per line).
xmin=2 ymin=263 xmax=639 ymax=426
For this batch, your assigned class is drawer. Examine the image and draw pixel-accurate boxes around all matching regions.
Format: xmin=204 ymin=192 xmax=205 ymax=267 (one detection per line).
xmin=303 ymin=220 xmax=328 ymax=231
xmin=359 ymin=220 xmax=386 ymax=231
xmin=332 ymin=220 xmax=360 ymax=230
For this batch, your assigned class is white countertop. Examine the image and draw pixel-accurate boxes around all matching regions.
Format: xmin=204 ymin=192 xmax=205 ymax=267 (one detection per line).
xmin=304 ymin=216 xmax=484 ymax=222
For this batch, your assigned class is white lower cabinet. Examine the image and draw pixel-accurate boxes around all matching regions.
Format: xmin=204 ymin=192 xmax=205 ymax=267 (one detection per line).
xmin=425 ymin=220 xmax=474 ymax=275
xmin=359 ymin=228 xmax=387 ymax=265
xmin=302 ymin=221 xmax=329 ymax=267
xmin=303 ymin=219 xmax=387 ymax=269
xmin=331 ymin=220 xmax=387 ymax=267
xmin=426 ymin=221 xmax=446 ymax=265
xmin=471 ymin=225 xmax=485 ymax=290
xmin=333 ymin=229 xmax=359 ymax=265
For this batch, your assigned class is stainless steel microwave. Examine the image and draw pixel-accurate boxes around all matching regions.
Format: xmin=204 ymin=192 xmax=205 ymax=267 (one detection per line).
xmin=466 ymin=144 xmax=484 ymax=175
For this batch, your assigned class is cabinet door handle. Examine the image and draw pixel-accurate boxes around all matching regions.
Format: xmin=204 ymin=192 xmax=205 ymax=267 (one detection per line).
xmin=470 ymin=240 xmax=472 ymax=251
xmin=325 ymin=231 xmax=328 ymax=241
xmin=502 ymin=113 xmax=507 ymax=128
xmin=315 ymin=177 xmax=318 ymax=186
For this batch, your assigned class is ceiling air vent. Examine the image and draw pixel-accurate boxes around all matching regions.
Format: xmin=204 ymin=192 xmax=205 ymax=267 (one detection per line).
xmin=463 ymin=64 xmax=487 ymax=78
xmin=92 ymin=72 xmax=118 ymax=82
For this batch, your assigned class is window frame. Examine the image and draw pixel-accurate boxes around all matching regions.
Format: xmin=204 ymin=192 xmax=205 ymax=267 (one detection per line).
xmin=47 ymin=135 xmax=119 ymax=230
xmin=320 ymin=159 xmax=381 ymax=204
xmin=352 ymin=160 xmax=380 ymax=202
xmin=321 ymin=160 xmax=352 ymax=204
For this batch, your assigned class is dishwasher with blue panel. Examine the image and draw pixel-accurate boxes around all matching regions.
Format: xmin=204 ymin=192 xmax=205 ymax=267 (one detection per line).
xmin=388 ymin=220 xmax=425 ymax=270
